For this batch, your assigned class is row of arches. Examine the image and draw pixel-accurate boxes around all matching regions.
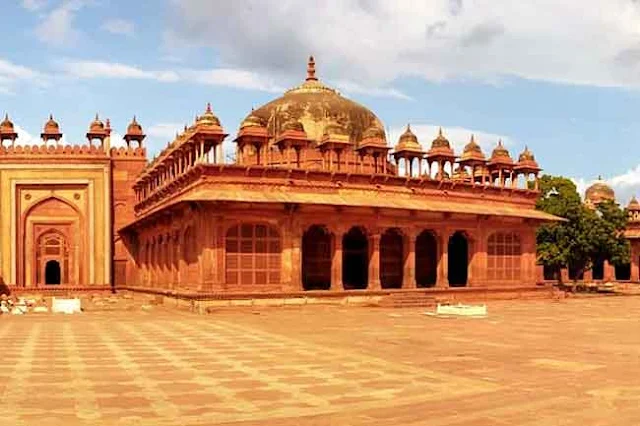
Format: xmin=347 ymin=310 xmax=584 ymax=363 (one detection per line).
xmin=301 ymin=226 xmax=468 ymax=290
xmin=136 ymin=222 xmax=524 ymax=290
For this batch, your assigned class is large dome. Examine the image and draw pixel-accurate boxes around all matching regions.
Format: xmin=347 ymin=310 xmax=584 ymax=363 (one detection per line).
xmin=585 ymin=177 xmax=615 ymax=204
xmin=246 ymin=56 xmax=386 ymax=146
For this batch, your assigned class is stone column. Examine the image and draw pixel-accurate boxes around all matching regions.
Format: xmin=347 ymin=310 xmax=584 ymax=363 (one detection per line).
xmin=631 ymin=243 xmax=639 ymax=282
xmin=604 ymin=261 xmax=615 ymax=281
xmin=436 ymin=231 xmax=449 ymax=288
xmin=331 ymin=227 xmax=344 ymax=291
xmin=289 ymin=225 xmax=303 ymax=292
xmin=368 ymin=231 xmax=382 ymax=290
xmin=583 ymin=268 xmax=593 ymax=282
xmin=402 ymin=230 xmax=417 ymax=289
xmin=199 ymin=214 xmax=216 ymax=292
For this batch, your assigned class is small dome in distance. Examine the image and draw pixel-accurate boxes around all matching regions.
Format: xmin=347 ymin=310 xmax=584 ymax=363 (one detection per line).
xmin=585 ymin=176 xmax=615 ymax=204
xmin=395 ymin=124 xmax=422 ymax=152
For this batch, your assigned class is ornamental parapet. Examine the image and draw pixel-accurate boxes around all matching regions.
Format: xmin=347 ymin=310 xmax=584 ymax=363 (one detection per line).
xmin=110 ymin=146 xmax=147 ymax=158
xmin=131 ymin=163 xmax=545 ymax=221
xmin=0 ymin=144 xmax=109 ymax=157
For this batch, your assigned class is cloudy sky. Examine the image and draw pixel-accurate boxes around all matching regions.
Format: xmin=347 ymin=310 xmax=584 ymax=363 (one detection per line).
xmin=5 ymin=0 xmax=640 ymax=202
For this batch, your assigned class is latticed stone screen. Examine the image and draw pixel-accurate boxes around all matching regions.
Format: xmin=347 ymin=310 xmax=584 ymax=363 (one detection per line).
xmin=225 ymin=224 xmax=281 ymax=286
xmin=487 ymin=232 xmax=521 ymax=281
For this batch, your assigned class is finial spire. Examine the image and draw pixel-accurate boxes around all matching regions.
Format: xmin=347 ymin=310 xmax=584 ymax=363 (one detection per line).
xmin=206 ymin=102 xmax=212 ymax=113
xmin=438 ymin=127 xmax=443 ymax=137
xmin=49 ymin=113 xmax=53 ymax=120
xmin=95 ymin=113 xmax=99 ymax=120
xmin=306 ymin=55 xmax=317 ymax=81
xmin=470 ymin=133 xmax=475 ymax=143
xmin=598 ymin=174 xmax=602 ymax=180
xmin=407 ymin=123 xmax=411 ymax=131
xmin=132 ymin=115 xmax=137 ymax=123
xmin=498 ymin=138 xmax=503 ymax=146
xmin=4 ymin=113 xmax=8 ymax=120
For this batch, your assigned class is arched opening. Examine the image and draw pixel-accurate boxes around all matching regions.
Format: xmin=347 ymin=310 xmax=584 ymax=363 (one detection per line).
xmin=45 ymin=260 xmax=61 ymax=285
xmin=416 ymin=230 xmax=438 ymax=287
xmin=36 ymin=230 xmax=70 ymax=286
xmin=342 ymin=227 xmax=368 ymax=290
xmin=302 ymin=225 xmax=332 ymax=290
xmin=543 ymin=264 xmax=560 ymax=281
xmin=568 ymin=262 xmax=584 ymax=281
xmin=592 ymin=259 xmax=604 ymax=280
xmin=225 ymin=223 xmax=281 ymax=287
xmin=448 ymin=231 xmax=468 ymax=287
xmin=615 ymin=263 xmax=631 ymax=281
xmin=380 ymin=228 xmax=403 ymax=289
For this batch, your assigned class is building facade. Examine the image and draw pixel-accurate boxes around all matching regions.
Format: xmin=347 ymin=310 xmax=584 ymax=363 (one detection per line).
xmin=1 ymin=57 xmax=560 ymax=294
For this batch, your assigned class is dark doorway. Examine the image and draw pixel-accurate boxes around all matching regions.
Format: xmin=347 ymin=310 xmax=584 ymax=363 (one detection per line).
xmin=302 ymin=225 xmax=332 ymax=290
xmin=543 ymin=264 xmax=560 ymax=281
xmin=416 ymin=231 xmax=438 ymax=287
xmin=615 ymin=263 xmax=631 ymax=281
xmin=592 ymin=260 xmax=604 ymax=280
xmin=342 ymin=227 xmax=368 ymax=290
xmin=380 ymin=229 xmax=403 ymax=289
xmin=45 ymin=260 xmax=61 ymax=285
xmin=448 ymin=232 xmax=468 ymax=287
xmin=568 ymin=263 xmax=584 ymax=281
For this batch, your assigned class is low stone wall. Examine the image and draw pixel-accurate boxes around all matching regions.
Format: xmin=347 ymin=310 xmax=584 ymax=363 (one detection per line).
xmin=118 ymin=285 xmax=562 ymax=314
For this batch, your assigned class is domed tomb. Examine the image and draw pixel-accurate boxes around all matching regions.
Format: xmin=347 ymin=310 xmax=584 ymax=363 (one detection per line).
xmin=585 ymin=176 xmax=615 ymax=205
xmin=246 ymin=56 xmax=386 ymax=147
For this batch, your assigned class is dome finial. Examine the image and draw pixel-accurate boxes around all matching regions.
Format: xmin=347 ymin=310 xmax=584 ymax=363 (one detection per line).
xmin=49 ymin=113 xmax=53 ymax=120
xmin=95 ymin=113 xmax=99 ymax=120
xmin=470 ymin=134 xmax=475 ymax=143
xmin=438 ymin=127 xmax=443 ymax=137
xmin=407 ymin=123 xmax=411 ymax=131
xmin=206 ymin=102 xmax=212 ymax=113
xmin=306 ymin=55 xmax=317 ymax=81
xmin=598 ymin=174 xmax=602 ymax=180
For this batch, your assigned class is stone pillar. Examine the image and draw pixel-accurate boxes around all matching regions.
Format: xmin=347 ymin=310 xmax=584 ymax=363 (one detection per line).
xmin=402 ymin=230 xmax=417 ymax=289
xmin=604 ymin=261 xmax=615 ymax=281
xmin=368 ymin=231 xmax=381 ymax=290
xmin=631 ymin=244 xmax=639 ymax=282
xmin=288 ymin=225 xmax=303 ymax=292
xmin=331 ymin=227 xmax=344 ymax=291
xmin=436 ymin=231 xmax=449 ymax=288
xmin=199 ymin=214 xmax=216 ymax=292
xmin=583 ymin=268 xmax=593 ymax=282
xmin=560 ymin=267 xmax=569 ymax=283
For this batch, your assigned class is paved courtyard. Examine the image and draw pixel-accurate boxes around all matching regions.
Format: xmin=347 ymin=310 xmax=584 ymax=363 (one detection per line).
xmin=2 ymin=295 xmax=640 ymax=425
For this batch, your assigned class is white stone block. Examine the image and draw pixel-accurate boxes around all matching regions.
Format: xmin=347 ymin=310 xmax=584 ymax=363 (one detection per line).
xmin=51 ymin=298 xmax=82 ymax=314
xmin=436 ymin=303 xmax=487 ymax=317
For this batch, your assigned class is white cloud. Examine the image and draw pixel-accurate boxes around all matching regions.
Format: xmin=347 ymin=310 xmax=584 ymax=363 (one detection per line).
xmin=0 ymin=58 xmax=47 ymax=94
xmin=165 ymin=0 xmax=640 ymax=89
xmin=59 ymin=60 xmax=180 ymax=82
xmin=109 ymin=131 xmax=127 ymax=148
xmin=147 ymin=123 xmax=183 ymax=141
xmin=35 ymin=0 xmax=85 ymax=47
xmin=57 ymin=59 xmax=287 ymax=91
xmin=22 ymin=0 xmax=48 ymax=11
xmin=333 ymin=80 xmax=411 ymax=100
xmin=183 ymin=69 xmax=284 ymax=93
xmin=101 ymin=19 xmax=135 ymax=36
xmin=388 ymin=123 xmax=515 ymax=157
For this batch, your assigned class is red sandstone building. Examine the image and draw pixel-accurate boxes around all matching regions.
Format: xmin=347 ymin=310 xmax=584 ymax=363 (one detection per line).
xmin=0 ymin=57 xmax=560 ymax=297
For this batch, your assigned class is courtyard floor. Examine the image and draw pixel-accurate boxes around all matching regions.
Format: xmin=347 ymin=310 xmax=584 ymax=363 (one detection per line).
xmin=2 ymin=295 xmax=640 ymax=425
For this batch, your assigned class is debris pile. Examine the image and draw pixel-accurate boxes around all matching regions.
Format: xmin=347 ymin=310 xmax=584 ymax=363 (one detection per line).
xmin=0 ymin=294 xmax=50 ymax=315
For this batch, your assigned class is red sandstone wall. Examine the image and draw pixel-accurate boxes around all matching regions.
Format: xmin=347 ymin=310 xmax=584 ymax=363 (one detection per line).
xmin=110 ymin=147 xmax=147 ymax=287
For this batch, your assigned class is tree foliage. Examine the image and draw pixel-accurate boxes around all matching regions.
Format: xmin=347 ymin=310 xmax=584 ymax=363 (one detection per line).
xmin=535 ymin=175 xmax=630 ymax=282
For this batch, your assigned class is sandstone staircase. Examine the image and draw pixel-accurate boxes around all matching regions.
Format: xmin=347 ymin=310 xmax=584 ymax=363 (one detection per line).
xmin=379 ymin=291 xmax=448 ymax=308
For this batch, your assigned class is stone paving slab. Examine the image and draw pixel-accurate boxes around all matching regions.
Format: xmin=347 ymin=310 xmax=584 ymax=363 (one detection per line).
xmin=0 ymin=297 xmax=640 ymax=425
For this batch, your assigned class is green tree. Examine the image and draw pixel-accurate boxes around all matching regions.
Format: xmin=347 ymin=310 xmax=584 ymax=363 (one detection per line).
xmin=535 ymin=175 xmax=630 ymax=283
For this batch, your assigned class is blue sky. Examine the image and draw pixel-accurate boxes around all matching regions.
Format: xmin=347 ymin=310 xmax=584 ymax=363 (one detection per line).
xmin=4 ymin=0 xmax=640 ymax=201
